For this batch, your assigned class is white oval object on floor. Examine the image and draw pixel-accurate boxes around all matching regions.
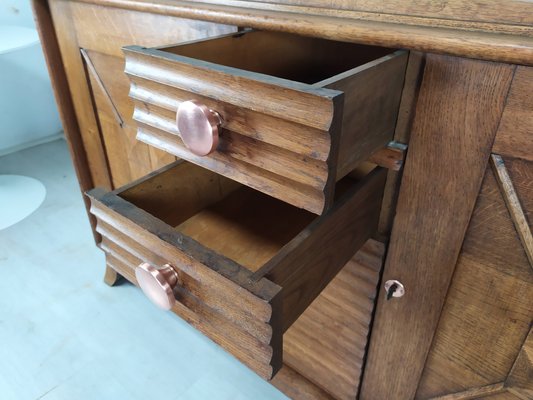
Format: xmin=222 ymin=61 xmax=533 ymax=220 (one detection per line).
xmin=0 ymin=175 xmax=46 ymax=230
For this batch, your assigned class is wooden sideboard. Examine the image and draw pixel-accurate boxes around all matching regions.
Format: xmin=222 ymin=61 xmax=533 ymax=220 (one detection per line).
xmin=33 ymin=0 xmax=532 ymax=398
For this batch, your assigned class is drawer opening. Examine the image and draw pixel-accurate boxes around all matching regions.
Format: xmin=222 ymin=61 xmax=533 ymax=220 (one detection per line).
xmin=158 ymin=30 xmax=396 ymax=85
xmin=119 ymin=161 xmax=361 ymax=274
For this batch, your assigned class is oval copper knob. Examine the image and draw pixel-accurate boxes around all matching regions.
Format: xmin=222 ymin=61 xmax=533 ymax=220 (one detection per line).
xmin=176 ymin=100 xmax=222 ymax=156
xmin=135 ymin=262 xmax=179 ymax=310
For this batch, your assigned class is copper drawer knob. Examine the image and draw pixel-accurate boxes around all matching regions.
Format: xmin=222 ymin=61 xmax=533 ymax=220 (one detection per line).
xmin=135 ymin=262 xmax=179 ymax=310
xmin=176 ymin=100 xmax=222 ymax=156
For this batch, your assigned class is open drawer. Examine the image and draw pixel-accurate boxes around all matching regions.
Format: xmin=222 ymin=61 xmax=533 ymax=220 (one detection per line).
xmin=123 ymin=30 xmax=406 ymax=214
xmin=87 ymin=161 xmax=386 ymax=379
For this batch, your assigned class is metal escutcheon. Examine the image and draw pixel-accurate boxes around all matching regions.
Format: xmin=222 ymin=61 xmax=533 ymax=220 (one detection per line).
xmin=384 ymin=279 xmax=405 ymax=299
xmin=176 ymin=100 xmax=222 ymax=156
xmin=135 ymin=262 xmax=179 ymax=310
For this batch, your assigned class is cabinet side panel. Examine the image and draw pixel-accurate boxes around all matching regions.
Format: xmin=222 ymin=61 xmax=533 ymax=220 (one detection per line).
xmin=49 ymin=0 xmax=237 ymax=189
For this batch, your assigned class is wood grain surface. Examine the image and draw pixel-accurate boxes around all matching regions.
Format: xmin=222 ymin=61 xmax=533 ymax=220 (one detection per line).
xmin=48 ymin=0 xmax=113 ymax=189
xmin=124 ymin=31 xmax=405 ymax=213
xmin=416 ymin=167 xmax=533 ymax=398
xmin=271 ymin=365 xmax=335 ymax=400
xmin=76 ymin=0 xmax=533 ymax=65
xmin=283 ymin=239 xmax=385 ymax=400
xmin=493 ymin=67 xmax=533 ymax=163
xmin=506 ymin=328 xmax=533 ymax=399
xmin=83 ymin=49 xmax=178 ymax=186
xmin=328 ymin=51 xmax=407 ymax=179
xmin=377 ymin=51 xmax=425 ymax=238
xmin=87 ymin=160 xmax=386 ymax=381
xmin=47 ymin=0 xmax=236 ymax=190
xmin=260 ymin=168 xmax=387 ymax=331
xmin=491 ymin=155 xmax=533 ymax=268
xmin=90 ymin=188 xmax=283 ymax=379
xmin=360 ymin=55 xmax=515 ymax=400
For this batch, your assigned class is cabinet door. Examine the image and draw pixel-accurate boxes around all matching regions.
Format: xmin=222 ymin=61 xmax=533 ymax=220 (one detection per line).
xmin=362 ymin=59 xmax=533 ymax=399
xmin=416 ymin=154 xmax=533 ymax=399
xmin=415 ymin=67 xmax=533 ymax=400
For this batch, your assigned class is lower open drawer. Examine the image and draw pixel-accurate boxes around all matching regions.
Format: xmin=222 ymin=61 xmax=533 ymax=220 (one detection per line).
xmin=87 ymin=161 xmax=386 ymax=379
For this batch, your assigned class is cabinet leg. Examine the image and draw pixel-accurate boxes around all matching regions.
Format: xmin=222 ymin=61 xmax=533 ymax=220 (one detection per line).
xmin=104 ymin=265 xmax=122 ymax=287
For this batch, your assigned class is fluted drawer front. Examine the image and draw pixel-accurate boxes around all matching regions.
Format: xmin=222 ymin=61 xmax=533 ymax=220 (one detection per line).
xmin=87 ymin=160 xmax=386 ymax=380
xmin=123 ymin=30 xmax=407 ymax=214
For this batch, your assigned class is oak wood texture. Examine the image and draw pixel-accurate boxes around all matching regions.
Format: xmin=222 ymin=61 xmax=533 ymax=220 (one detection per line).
xmin=82 ymin=49 xmax=176 ymax=186
xmin=103 ymin=264 xmax=122 ymax=286
xmin=87 ymin=160 xmax=386 ymax=379
xmin=377 ymin=51 xmax=425 ymax=238
xmin=506 ymin=328 xmax=533 ymax=400
xmin=493 ymin=67 xmax=533 ymax=163
xmin=368 ymin=141 xmax=407 ymax=172
xmin=416 ymin=167 xmax=533 ymax=399
xmin=283 ymin=239 xmax=384 ymax=400
xmin=123 ymin=30 xmax=406 ymax=214
xmin=414 ymin=67 xmax=533 ymax=400
xmin=48 ymin=0 xmax=112 ymax=190
xmin=360 ymin=55 xmax=515 ymax=400
xmin=429 ymin=383 xmax=507 ymax=400
xmin=491 ymin=155 xmax=533 ymax=268
xmin=46 ymin=0 xmax=236 ymax=191
xmin=77 ymin=0 xmax=533 ymax=65
xmin=35 ymin=1 xmax=532 ymax=396
xmin=236 ymin=0 xmax=533 ymax=26
xmin=504 ymin=157 xmax=533 ymax=270
xmin=272 ymin=240 xmax=384 ymax=400
xmin=271 ymin=365 xmax=335 ymax=400
xmin=325 ymin=52 xmax=407 ymax=180
xmin=80 ymin=48 xmax=124 ymax=128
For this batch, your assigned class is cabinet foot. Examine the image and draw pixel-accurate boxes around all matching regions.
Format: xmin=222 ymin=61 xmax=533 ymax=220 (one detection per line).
xmin=104 ymin=265 xmax=122 ymax=287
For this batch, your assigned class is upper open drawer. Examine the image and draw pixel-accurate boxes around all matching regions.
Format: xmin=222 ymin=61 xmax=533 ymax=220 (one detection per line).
xmin=123 ymin=31 xmax=407 ymax=214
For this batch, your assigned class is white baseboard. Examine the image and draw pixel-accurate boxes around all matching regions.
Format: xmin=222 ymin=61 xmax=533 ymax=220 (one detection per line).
xmin=0 ymin=132 xmax=65 ymax=157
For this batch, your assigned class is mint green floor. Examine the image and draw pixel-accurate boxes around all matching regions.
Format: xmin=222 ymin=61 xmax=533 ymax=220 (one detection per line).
xmin=0 ymin=139 xmax=287 ymax=400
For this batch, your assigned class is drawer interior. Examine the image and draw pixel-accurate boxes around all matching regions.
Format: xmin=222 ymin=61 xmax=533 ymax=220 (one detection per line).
xmin=119 ymin=161 xmax=357 ymax=274
xmin=160 ymin=30 xmax=395 ymax=84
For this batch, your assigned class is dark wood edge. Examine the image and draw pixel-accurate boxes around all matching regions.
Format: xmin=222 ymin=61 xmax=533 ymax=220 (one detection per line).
xmin=153 ymin=28 xmax=252 ymax=51
xmin=86 ymin=187 xmax=282 ymax=302
xmin=271 ymin=364 xmax=336 ymax=399
xmin=369 ymin=141 xmax=408 ymax=171
xmin=313 ymin=49 xmax=407 ymax=88
xmin=321 ymin=92 xmax=343 ymax=214
xmin=122 ymin=44 xmax=344 ymax=99
xmin=32 ymin=0 xmax=101 ymax=243
xmin=79 ymin=0 xmax=533 ymax=65
xmin=110 ymin=159 xmax=184 ymax=195
xmin=80 ymin=48 xmax=124 ymax=127
xmin=103 ymin=244 xmax=282 ymax=379
xmin=280 ymin=168 xmax=387 ymax=331
xmin=254 ymin=166 xmax=385 ymax=279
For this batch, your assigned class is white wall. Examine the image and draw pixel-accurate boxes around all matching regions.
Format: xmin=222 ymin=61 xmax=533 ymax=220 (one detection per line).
xmin=0 ymin=0 xmax=36 ymax=28
xmin=0 ymin=0 xmax=63 ymax=155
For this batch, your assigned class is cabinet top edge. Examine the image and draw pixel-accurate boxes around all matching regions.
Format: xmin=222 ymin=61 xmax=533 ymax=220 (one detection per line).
xmin=70 ymin=0 xmax=533 ymax=66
